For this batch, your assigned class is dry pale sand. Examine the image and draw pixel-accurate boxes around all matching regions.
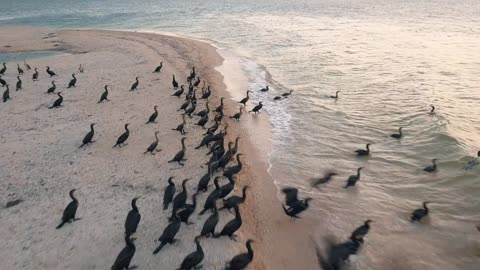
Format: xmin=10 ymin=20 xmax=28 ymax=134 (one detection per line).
xmin=0 ymin=27 xmax=319 ymax=270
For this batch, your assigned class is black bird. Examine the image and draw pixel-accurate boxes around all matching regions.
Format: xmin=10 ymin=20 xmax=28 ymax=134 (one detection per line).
xmin=195 ymin=115 xmax=209 ymax=128
xmin=282 ymin=90 xmax=294 ymax=97
xmin=330 ymin=91 xmax=340 ymax=99
xmin=113 ymin=124 xmax=130 ymax=147
xmin=249 ymin=102 xmax=263 ymax=114
xmin=24 ymin=60 xmax=31 ymax=70
xmin=350 ymin=220 xmax=373 ymax=242
xmin=218 ymin=142 xmax=235 ymax=169
xmin=355 ymin=143 xmax=371 ymax=156
xmin=17 ymin=64 xmax=24 ymax=75
xmin=15 ymin=76 xmax=22 ymax=91
xmin=2 ymin=84 xmax=10 ymax=102
xmin=163 ymin=177 xmax=176 ymax=210
xmin=184 ymin=100 xmax=197 ymax=118
xmin=0 ymin=63 xmax=6 ymax=75
xmin=200 ymin=202 xmax=219 ymax=237
xmin=172 ymin=179 xmax=190 ymax=214
xmin=230 ymin=107 xmax=243 ymax=121
xmin=172 ymin=85 xmax=185 ymax=97
xmin=153 ymin=62 xmax=163 ymax=73
xmin=344 ymin=167 xmax=363 ymax=188
xmin=411 ymin=202 xmax=430 ymax=222
xmin=0 ymin=75 xmax=6 ymax=87
xmin=423 ymin=159 xmax=437 ymax=173
xmin=220 ymin=186 xmax=249 ymax=211
xmin=214 ymin=112 xmax=224 ymax=122
xmin=130 ymin=77 xmax=139 ymax=91
xmin=315 ymin=237 xmax=362 ymax=270
xmin=144 ymin=131 xmax=161 ymax=154
xmin=32 ymin=68 xmax=39 ymax=81
xmin=199 ymin=177 xmax=222 ymax=215
xmin=195 ymin=133 xmax=215 ymax=149
xmin=56 ymin=189 xmax=79 ymax=229
xmin=177 ymin=236 xmax=204 ymax=270
xmin=216 ymin=205 xmax=242 ymax=240
xmin=79 ymin=123 xmax=95 ymax=148
xmin=231 ymin=137 xmax=241 ymax=155
xmin=146 ymin=105 xmax=159 ymax=124
xmin=178 ymin=100 xmax=190 ymax=112
xmin=46 ymin=66 xmax=56 ymax=77
xmin=196 ymin=101 xmax=210 ymax=118
xmin=391 ymin=127 xmax=403 ymax=139
xmin=168 ymin=138 xmax=187 ymax=166
xmin=223 ymin=154 xmax=244 ymax=179
xmin=259 ymin=86 xmax=269 ymax=92
xmin=125 ymin=197 xmax=141 ymax=237
xmin=219 ymin=176 xmax=236 ymax=199
xmin=175 ymin=192 xmax=198 ymax=224
xmin=429 ymin=105 xmax=435 ymax=114
xmin=201 ymin=86 xmax=211 ymax=99
xmin=111 ymin=236 xmax=136 ymax=270
xmin=98 ymin=85 xmax=109 ymax=103
xmin=172 ymin=75 xmax=178 ymax=89
xmin=204 ymin=119 xmax=220 ymax=135
xmin=310 ymin=172 xmax=338 ymax=188
xmin=193 ymin=76 xmax=201 ymax=87
xmin=197 ymin=163 xmax=215 ymax=193
xmin=239 ymin=90 xmax=250 ymax=106
xmin=281 ymin=187 xmax=300 ymax=208
xmin=48 ymin=92 xmax=63 ymax=109
xmin=46 ymin=81 xmax=56 ymax=94
xmin=282 ymin=197 xmax=312 ymax=218
xmin=67 ymin=73 xmax=77 ymax=88
xmin=273 ymin=96 xmax=283 ymax=101
xmin=78 ymin=64 xmax=84 ymax=73
xmin=153 ymin=212 xmax=181 ymax=254
xmin=172 ymin=114 xmax=187 ymax=135
xmin=226 ymin=239 xmax=254 ymax=270
xmin=215 ymin=97 xmax=225 ymax=114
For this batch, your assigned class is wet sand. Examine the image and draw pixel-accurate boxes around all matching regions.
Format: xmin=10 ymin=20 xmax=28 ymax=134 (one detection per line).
xmin=0 ymin=27 xmax=319 ymax=269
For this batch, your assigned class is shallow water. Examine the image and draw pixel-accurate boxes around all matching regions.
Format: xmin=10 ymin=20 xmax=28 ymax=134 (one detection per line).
xmin=1 ymin=0 xmax=479 ymax=269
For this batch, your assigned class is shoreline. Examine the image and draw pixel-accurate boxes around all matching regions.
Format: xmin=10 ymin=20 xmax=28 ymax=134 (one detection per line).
xmin=0 ymin=27 xmax=318 ymax=269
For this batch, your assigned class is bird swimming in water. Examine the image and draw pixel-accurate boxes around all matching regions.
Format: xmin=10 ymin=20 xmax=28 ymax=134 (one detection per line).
xmin=168 ymin=137 xmax=187 ymax=166
xmin=200 ymin=200 xmax=219 ymax=237
xmin=314 ymin=236 xmax=362 ymax=270
xmin=310 ymin=172 xmax=338 ymax=188
xmin=216 ymin=205 xmax=242 ymax=240
xmin=46 ymin=81 xmax=56 ymax=94
xmin=16 ymin=76 xmax=22 ymax=91
xmin=429 ymin=105 xmax=435 ymax=114
xmin=124 ymin=197 xmax=141 ymax=237
xmin=32 ymin=68 xmax=39 ymax=81
xmin=259 ymin=86 xmax=269 ymax=92
xmin=2 ymin=84 xmax=10 ymax=103
xmin=230 ymin=107 xmax=243 ymax=121
xmin=0 ymin=63 xmax=6 ymax=75
xmin=48 ymin=92 xmax=63 ymax=109
xmin=177 ymin=236 xmax=204 ymax=270
xmin=464 ymin=151 xmax=480 ymax=170
xmin=163 ymin=177 xmax=176 ymax=210
xmin=111 ymin=236 xmax=136 ymax=270
xmin=144 ymin=131 xmax=161 ymax=154
xmin=273 ymin=95 xmax=283 ymax=101
xmin=130 ymin=77 xmax=139 ymax=91
xmin=146 ymin=105 xmax=159 ymax=124
xmin=79 ymin=123 xmax=95 ymax=148
xmin=391 ymin=127 xmax=403 ymax=139
xmin=423 ymin=159 xmax=437 ymax=173
xmin=239 ymin=90 xmax=250 ymax=106
xmin=172 ymin=114 xmax=187 ymax=135
xmin=220 ymin=186 xmax=249 ymax=212
xmin=113 ymin=124 xmax=130 ymax=147
xmin=411 ymin=202 xmax=430 ymax=222
xmin=350 ymin=220 xmax=373 ymax=242
xmin=56 ymin=189 xmax=79 ymax=229
xmin=355 ymin=143 xmax=371 ymax=156
xmin=282 ymin=90 xmax=294 ymax=97
xmin=344 ymin=167 xmax=363 ymax=188
xmin=153 ymin=212 xmax=182 ymax=254
xmin=0 ymin=75 xmax=6 ymax=87
xmin=17 ymin=64 xmax=24 ymax=75
xmin=98 ymin=85 xmax=109 ymax=103
xmin=172 ymin=85 xmax=185 ymax=97
xmin=46 ymin=66 xmax=56 ymax=77
xmin=330 ymin=91 xmax=340 ymax=99
xmin=225 ymin=239 xmax=254 ymax=270
xmin=153 ymin=62 xmax=163 ymax=73
xmin=249 ymin=102 xmax=263 ymax=114
xmin=67 ymin=74 xmax=77 ymax=88
xmin=78 ymin=64 xmax=84 ymax=73
xmin=172 ymin=75 xmax=178 ymax=89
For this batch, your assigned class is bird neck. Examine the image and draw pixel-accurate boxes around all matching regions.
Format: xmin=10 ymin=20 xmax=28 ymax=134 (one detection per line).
xmin=242 ymin=188 xmax=247 ymax=200
xmin=125 ymin=236 xmax=135 ymax=248
xmin=154 ymin=133 xmax=159 ymax=141
xmin=357 ymin=169 xmax=362 ymax=176
xmin=237 ymin=155 xmax=242 ymax=166
xmin=182 ymin=181 xmax=188 ymax=191
xmin=131 ymin=200 xmax=138 ymax=212
xmin=247 ymin=242 xmax=254 ymax=258
xmin=214 ymin=179 xmax=220 ymax=190
xmin=154 ymin=106 xmax=158 ymax=113
xmin=69 ymin=191 xmax=77 ymax=202
xmin=195 ymin=239 xmax=203 ymax=253
xmin=90 ymin=124 xmax=95 ymax=132
xmin=181 ymin=140 xmax=186 ymax=150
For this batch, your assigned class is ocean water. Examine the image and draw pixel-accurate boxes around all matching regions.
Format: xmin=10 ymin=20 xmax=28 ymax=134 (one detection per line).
xmin=1 ymin=0 xmax=479 ymax=269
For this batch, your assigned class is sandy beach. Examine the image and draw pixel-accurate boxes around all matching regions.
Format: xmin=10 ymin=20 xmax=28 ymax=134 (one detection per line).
xmin=0 ymin=27 xmax=319 ymax=270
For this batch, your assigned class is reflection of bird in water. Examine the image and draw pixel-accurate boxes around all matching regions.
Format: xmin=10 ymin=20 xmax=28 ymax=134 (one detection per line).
xmin=464 ymin=151 xmax=479 ymax=170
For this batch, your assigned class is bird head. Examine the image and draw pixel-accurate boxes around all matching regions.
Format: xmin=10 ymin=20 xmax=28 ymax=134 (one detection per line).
xmin=365 ymin=219 xmax=373 ymax=225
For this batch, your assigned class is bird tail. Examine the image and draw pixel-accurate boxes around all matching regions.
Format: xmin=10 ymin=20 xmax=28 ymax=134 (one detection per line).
xmin=56 ymin=221 xmax=66 ymax=229
xmin=79 ymin=144 xmax=85 ymax=148
xmin=112 ymin=144 xmax=118 ymax=148
xmin=153 ymin=242 xmax=166 ymax=254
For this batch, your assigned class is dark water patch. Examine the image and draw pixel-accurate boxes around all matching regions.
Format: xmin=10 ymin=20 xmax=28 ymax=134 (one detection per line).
xmin=0 ymin=51 xmax=64 ymax=63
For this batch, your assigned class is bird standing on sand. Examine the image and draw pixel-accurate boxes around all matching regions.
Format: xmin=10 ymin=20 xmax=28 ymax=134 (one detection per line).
xmin=0 ymin=63 xmax=6 ymax=75
xmin=56 ymin=189 xmax=79 ymax=229
xmin=130 ymin=77 xmax=139 ymax=91
xmin=172 ymin=75 xmax=178 ymax=89
xmin=423 ymin=159 xmax=437 ymax=173
xmin=16 ymin=76 xmax=22 ymax=91
xmin=249 ymin=102 xmax=263 ymax=114
xmin=171 ymin=178 xmax=190 ymax=215
xmin=153 ymin=212 xmax=181 ymax=254
xmin=111 ymin=236 xmax=136 ymax=270
xmin=153 ymin=62 xmax=163 ymax=73
xmin=0 ymin=75 xmax=6 ymax=87
xmin=146 ymin=105 xmax=159 ymax=124
xmin=32 ymin=68 xmax=39 ymax=81
xmin=124 ymin=197 xmax=141 ymax=237
xmin=411 ymin=202 xmax=430 ymax=222
xmin=168 ymin=138 xmax=187 ymax=166
xmin=216 ymin=205 xmax=243 ymax=240
xmin=221 ymin=186 xmax=249 ymax=211
xmin=200 ymin=201 xmax=220 ymax=237
xmin=201 ymin=86 xmax=211 ymax=99
xmin=78 ymin=64 xmax=84 ymax=73
xmin=17 ymin=64 xmax=24 ymax=75
xmin=239 ymin=90 xmax=250 ymax=106
xmin=177 ymin=236 xmax=204 ymax=270
xmin=46 ymin=81 xmax=56 ymax=94
xmin=144 ymin=131 xmax=161 ymax=154
xmin=79 ymin=123 xmax=95 ymax=148
xmin=2 ymin=84 xmax=10 ymax=102
xmin=172 ymin=114 xmax=187 ymax=135
xmin=48 ymin=92 xmax=63 ymax=108
xmin=176 ymin=192 xmax=198 ymax=224
xmin=67 ymin=74 xmax=77 ymax=88
xmin=226 ymin=240 xmax=254 ymax=270
xmin=344 ymin=167 xmax=363 ymax=188
xmin=163 ymin=177 xmax=176 ymax=210
xmin=46 ymin=66 xmax=56 ymax=77
xmin=172 ymin=85 xmax=185 ymax=97
xmin=230 ymin=107 xmax=243 ymax=121
xmin=98 ymin=85 xmax=109 ymax=103
xmin=113 ymin=124 xmax=130 ymax=147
